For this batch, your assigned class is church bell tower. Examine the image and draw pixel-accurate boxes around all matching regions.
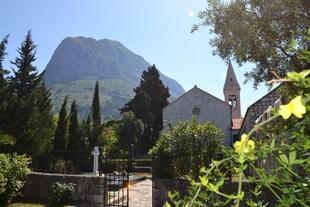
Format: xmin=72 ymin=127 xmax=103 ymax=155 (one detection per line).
xmin=223 ymin=60 xmax=241 ymax=119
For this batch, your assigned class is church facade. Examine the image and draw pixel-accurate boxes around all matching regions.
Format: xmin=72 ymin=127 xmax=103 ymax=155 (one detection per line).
xmin=163 ymin=61 xmax=242 ymax=145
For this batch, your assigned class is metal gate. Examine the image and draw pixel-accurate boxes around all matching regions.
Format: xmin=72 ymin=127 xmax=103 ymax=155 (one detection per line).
xmin=102 ymin=159 xmax=130 ymax=207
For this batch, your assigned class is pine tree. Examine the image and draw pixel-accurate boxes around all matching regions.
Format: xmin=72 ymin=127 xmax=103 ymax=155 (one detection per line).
xmin=0 ymin=35 xmax=9 ymax=130
xmin=90 ymin=81 xmax=101 ymax=147
xmin=11 ymin=31 xmax=41 ymax=98
xmin=53 ymin=96 xmax=68 ymax=151
xmin=0 ymin=35 xmax=9 ymax=85
xmin=7 ymin=31 xmax=54 ymax=158
xmin=121 ymin=64 xmax=170 ymax=154
xmin=67 ymin=100 xmax=80 ymax=152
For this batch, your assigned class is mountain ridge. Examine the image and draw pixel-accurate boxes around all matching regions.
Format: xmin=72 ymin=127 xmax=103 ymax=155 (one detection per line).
xmin=44 ymin=36 xmax=185 ymax=119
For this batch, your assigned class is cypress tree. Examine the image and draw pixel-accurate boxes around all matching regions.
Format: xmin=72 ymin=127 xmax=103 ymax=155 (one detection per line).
xmin=90 ymin=81 xmax=101 ymax=147
xmin=53 ymin=96 xmax=68 ymax=151
xmin=8 ymin=31 xmax=54 ymax=158
xmin=82 ymin=115 xmax=92 ymax=147
xmin=92 ymin=81 xmax=101 ymax=127
xmin=67 ymin=100 xmax=80 ymax=152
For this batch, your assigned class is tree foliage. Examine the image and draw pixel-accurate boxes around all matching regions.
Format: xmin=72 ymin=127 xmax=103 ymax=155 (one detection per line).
xmin=53 ymin=96 xmax=69 ymax=151
xmin=0 ymin=153 xmax=30 ymax=206
xmin=3 ymin=31 xmax=54 ymax=158
xmin=118 ymin=111 xmax=144 ymax=152
xmin=194 ymin=0 xmax=310 ymax=87
xmin=0 ymin=36 xmax=10 ymax=136
xmin=121 ymin=64 xmax=170 ymax=154
xmin=67 ymin=100 xmax=80 ymax=152
xmin=90 ymin=81 xmax=101 ymax=148
xmin=150 ymin=119 xmax=224 ymax=178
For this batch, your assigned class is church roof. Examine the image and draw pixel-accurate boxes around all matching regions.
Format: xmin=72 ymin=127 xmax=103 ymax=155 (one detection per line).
xmin=224 ymin=60 xmax=240 ymax=89
xmin=164 ymin=85 xmax=229 ymax=111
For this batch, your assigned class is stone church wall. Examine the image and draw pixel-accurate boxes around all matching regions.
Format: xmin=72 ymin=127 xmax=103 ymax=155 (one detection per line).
xmin=163 ymin=87 xmax=231 ymax=144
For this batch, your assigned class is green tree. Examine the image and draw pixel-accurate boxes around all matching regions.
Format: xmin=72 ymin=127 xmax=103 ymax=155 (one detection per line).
xmin=99 ymin=126 xmax=120 ymax=158
xmin=53 ymin=96 xmax=69 ymax=151
xmin=0 ymin=35 xmax=9 ymax=100
xmin=0 ymin=35 xmax=10 ymax=134
xmin=194 ymin=0 xmax=310 ymax=87
xmin=90 ymin=81 xmax=101 ymax=148
xmin=11 ymin=31 xmax=41 ymax=98
xmin=81 ymin=115 xmax=92 ymax=148
xmin=7 ymin=31 xmax=54 ymax=158
xmin=118 ymin=111 xmax=144 ymax=153
xmin=67 ymin=100 xmax=80 ymax=152
xmin=121 ymin=64 xmax=170 ymax=154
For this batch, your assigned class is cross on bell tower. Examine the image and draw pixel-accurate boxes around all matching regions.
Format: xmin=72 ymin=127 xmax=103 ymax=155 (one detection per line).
xmin=223 ymin=60 xmax=241 ymax=119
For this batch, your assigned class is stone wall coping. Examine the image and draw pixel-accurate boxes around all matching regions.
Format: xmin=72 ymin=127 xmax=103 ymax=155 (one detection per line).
xmin=30 ymin=171 xmax=103 ymax=178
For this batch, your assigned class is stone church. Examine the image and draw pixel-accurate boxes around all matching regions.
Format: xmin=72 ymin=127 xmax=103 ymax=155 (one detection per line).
xmin=163 ymin=61 xmax=243 ymax=145
xmin=163 ymin=60 xmax=282 ymax=146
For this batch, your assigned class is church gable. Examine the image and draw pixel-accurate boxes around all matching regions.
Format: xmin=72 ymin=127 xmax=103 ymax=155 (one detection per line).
xmin=163 ymin=85 xmax=231 ymax=145
xmin=164 ymin=85 xmax=229 ymax=112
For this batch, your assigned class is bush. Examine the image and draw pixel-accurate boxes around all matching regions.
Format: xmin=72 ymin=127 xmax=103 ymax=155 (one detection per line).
xmin=48 ymin=158 xmax=66 ymax=174
xmin=150 ymin=119 xmax=224 ymax=178
xmin=48 ymin=182 xmax=75 ymax=206
xmin=0 ymin=153 xmax=30 ymax=206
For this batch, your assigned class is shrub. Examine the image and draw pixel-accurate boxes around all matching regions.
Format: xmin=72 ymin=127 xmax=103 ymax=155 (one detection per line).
xmin=0 ymin=153 xmax=30 ymax=206
xmin=150 ymin=119 xmax=224 ymax=178
xmin=48 ymin=182 xmax=75 ymax=206
xmin=48 ymin=158 xmax=66 ymax=174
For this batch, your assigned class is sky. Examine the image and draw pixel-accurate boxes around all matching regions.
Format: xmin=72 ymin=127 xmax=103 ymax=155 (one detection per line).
xmin=1 ymin=0 xmax=271 ymax=116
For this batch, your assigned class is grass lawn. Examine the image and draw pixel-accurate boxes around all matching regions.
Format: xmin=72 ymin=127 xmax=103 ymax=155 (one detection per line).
xmin=8 ymin=203 xmax=46 ymax=207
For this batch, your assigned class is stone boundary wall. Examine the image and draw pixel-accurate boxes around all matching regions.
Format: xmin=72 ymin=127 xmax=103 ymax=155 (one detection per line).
xmin=22 ymin=172 xmax=105 ymax=207
xmin=153 ymin=178 xmax=190 ymax=207
xmin=153 ymin=178 xmax=277 ymax=207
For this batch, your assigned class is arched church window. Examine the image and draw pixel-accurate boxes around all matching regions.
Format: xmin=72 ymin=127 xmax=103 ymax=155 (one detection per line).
xmin=228 ymin=95 xmax=237 ymax=108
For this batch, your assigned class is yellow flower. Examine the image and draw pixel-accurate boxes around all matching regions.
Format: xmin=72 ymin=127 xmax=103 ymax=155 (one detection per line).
xmin=234 ymin=141 xmax=242 ymax=153
xmin=279 ymin=96 xmax=306 ymax=119
xmin=240 ymin=134 xmax=247 ymax=142
xmin=234 ymin=134 xmax=255 ymax=154
xmin=248 ymin=140 xmax=255 ymax=150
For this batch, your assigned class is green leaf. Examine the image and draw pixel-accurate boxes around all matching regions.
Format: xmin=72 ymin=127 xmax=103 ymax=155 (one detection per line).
xmin=215 ymin=178 xmax=225 ymax=189
xmin=208 ymin=183 xmax=218 ymax=192
xmin=279 ymin=154 xmax=289 ymax=165
xmin=299 ymin=70 xmax=310 ymax=78
xmin=289 ymin=151 xmax=296 ymax=164
xmin=165 ymin=202 xmax=172 ymax=207
xmin=270 ymin=139 xmax=275 ymax=149
xmin=287 ymin=70 xmax=310 ymax=81
xmin=292 ymin=159 xmax=305 ymax=165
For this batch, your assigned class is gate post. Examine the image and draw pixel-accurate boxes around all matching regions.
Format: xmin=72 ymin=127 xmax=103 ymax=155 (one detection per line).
xmin=128 ymin=144 xmax=134 ymax=172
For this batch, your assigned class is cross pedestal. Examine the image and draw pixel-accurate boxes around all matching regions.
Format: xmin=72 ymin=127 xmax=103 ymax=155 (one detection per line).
xmin=92 ymin=146 xmax=100 ymax=176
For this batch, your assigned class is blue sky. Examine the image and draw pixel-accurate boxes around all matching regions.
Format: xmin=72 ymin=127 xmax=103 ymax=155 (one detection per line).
xmin=1 ymin=0 xmax=270 ymax=115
